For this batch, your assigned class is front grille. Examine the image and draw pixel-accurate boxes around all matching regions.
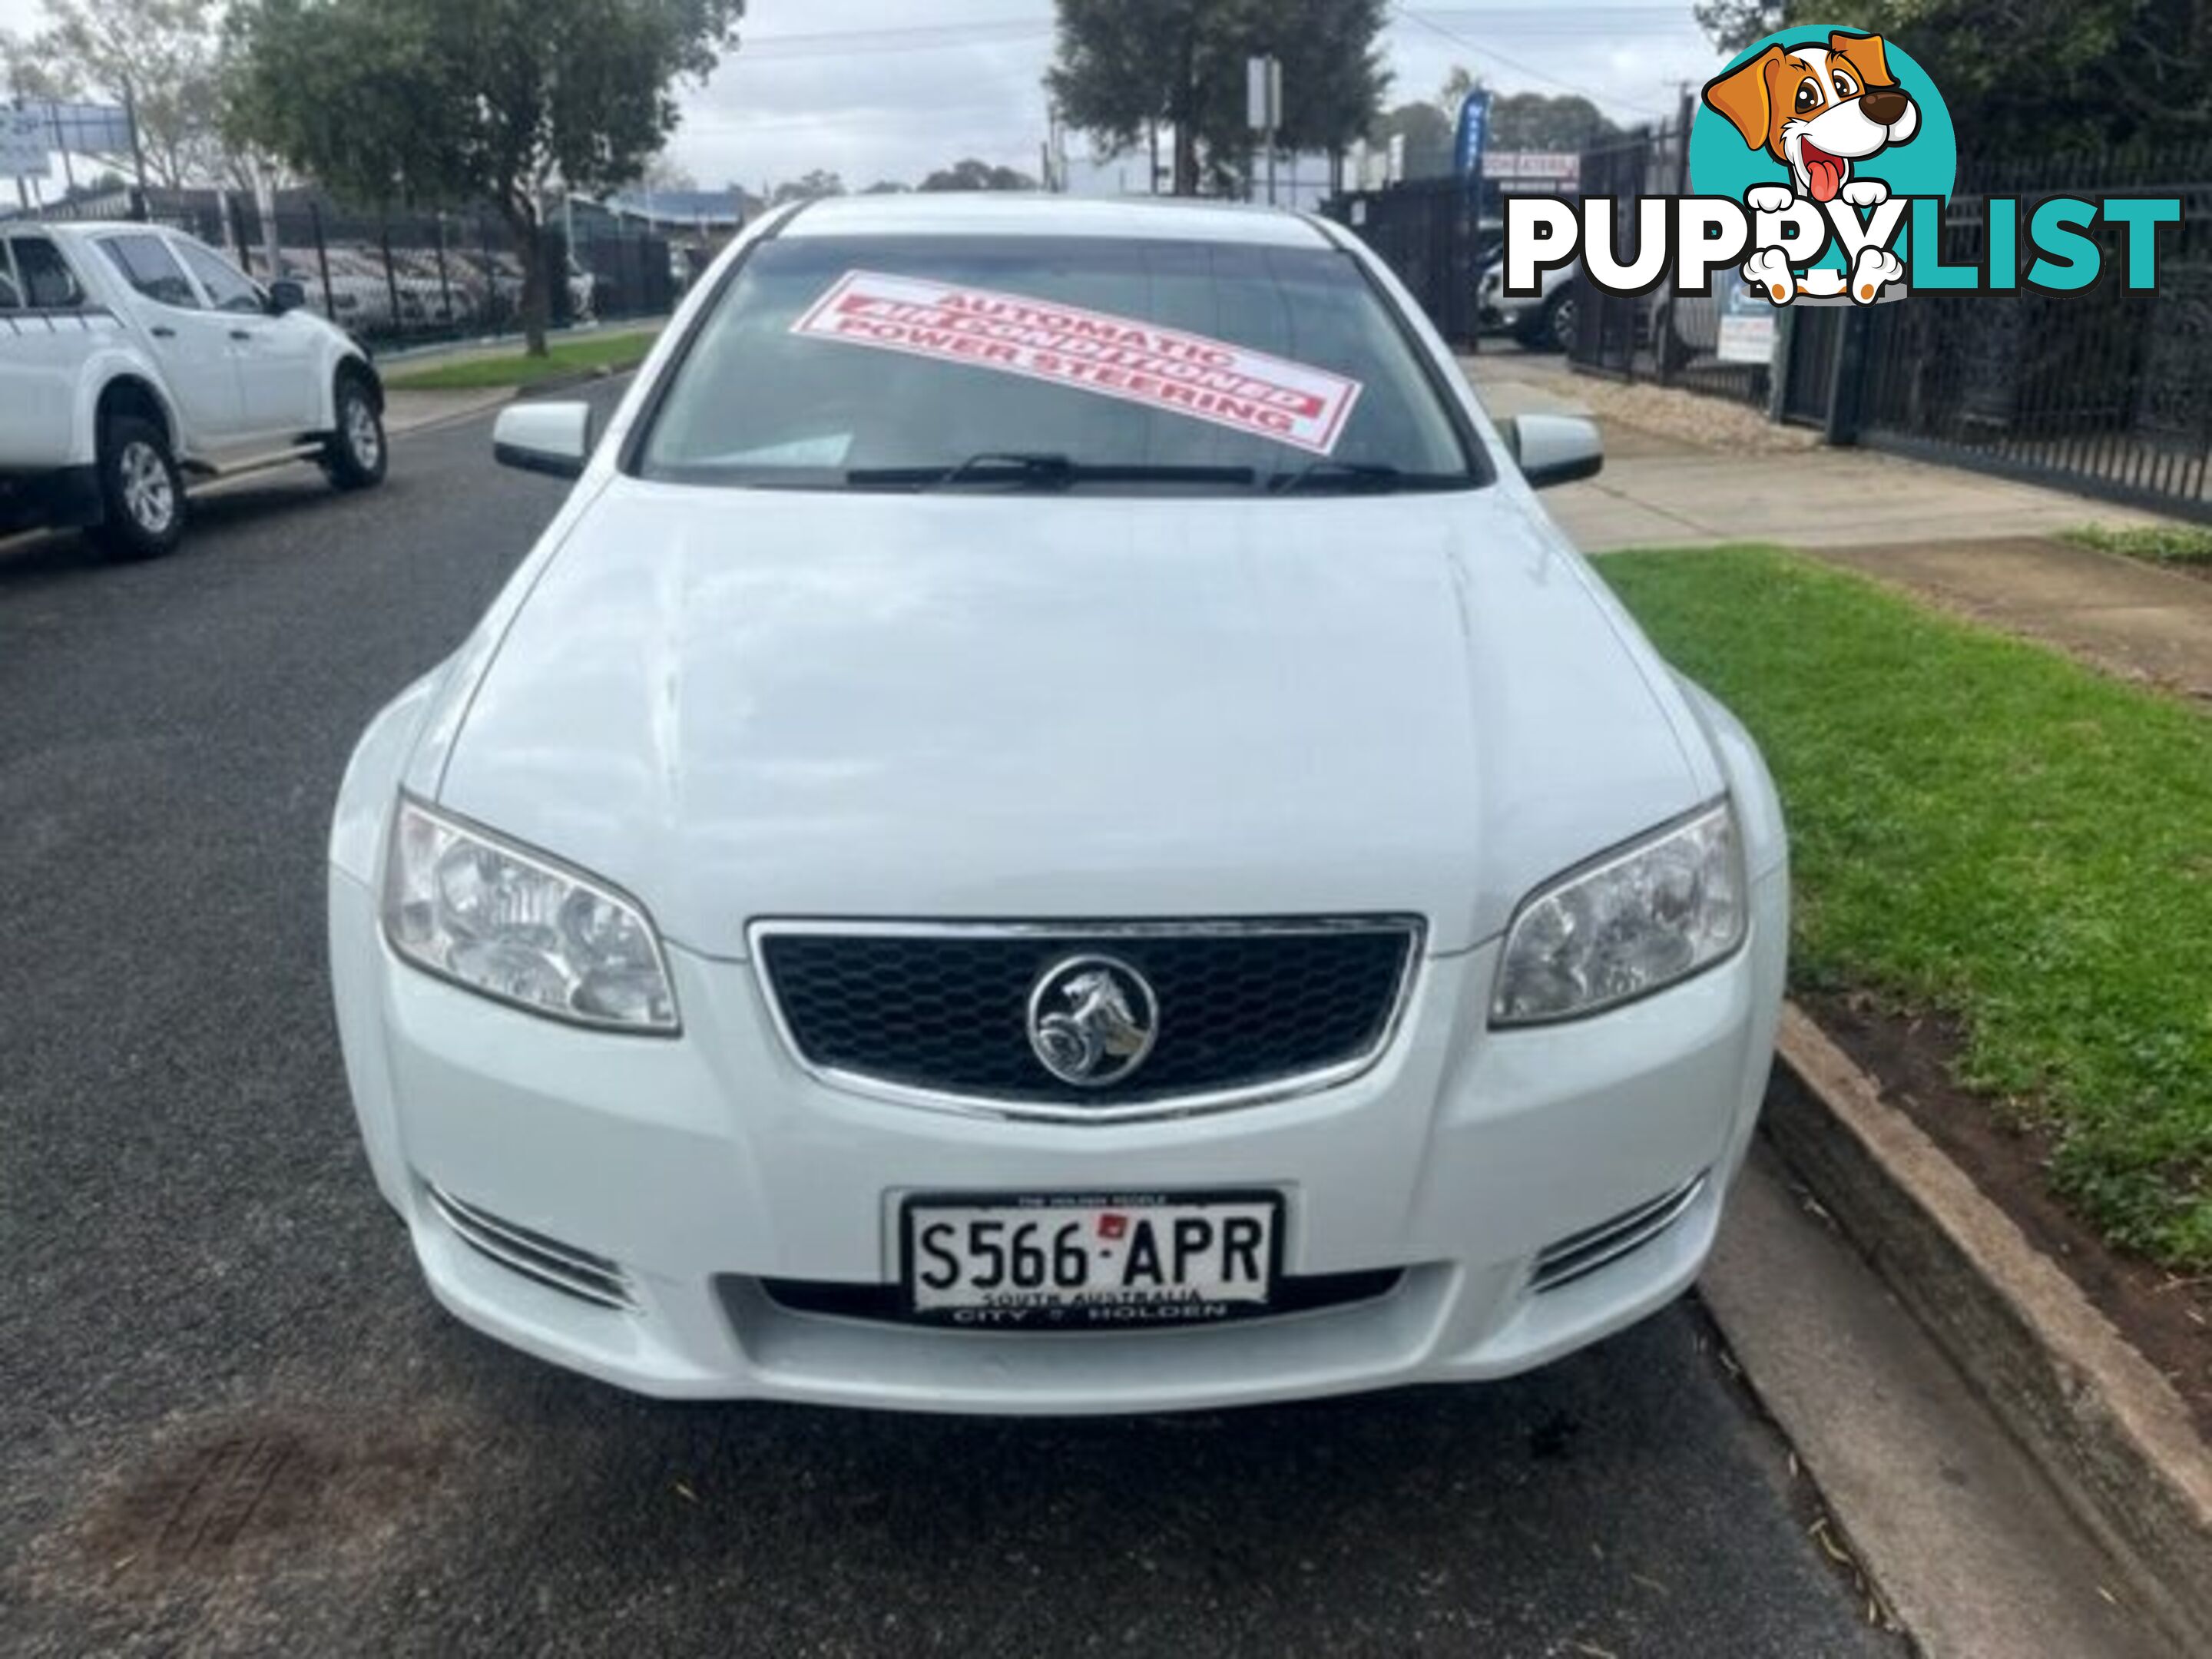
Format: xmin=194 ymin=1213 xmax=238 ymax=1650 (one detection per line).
xmin=753 ymin=1268 xmax=1406 ymax=1326
xmin=1531 ymin=1173 xmax=1707 ymax=1293
xmin=427 ymin=1184 xmax=636 ymax=1310
xmin=754 ymin=919 xmax=1422 ymax=1114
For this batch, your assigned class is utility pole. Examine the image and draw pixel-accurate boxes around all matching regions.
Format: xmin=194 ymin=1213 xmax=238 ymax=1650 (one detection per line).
xmin=121 ymin=72 xmax=150 ymax=199
xmin=48 ymin=104 xmax=75 ymax=194
xmin=1247 ymin=55 xmax=1281 ymax=206
xmin=1267 ymin=60 xmax=1280 ymax=207
xmin=1651 ymin=84 xmax=1695 ymax=384
xmin=7 ymin=69 xmax=32 ymax=210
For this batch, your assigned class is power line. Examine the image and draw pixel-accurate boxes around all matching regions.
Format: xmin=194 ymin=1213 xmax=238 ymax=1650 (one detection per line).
xmin=1410 ymin=3 xmax=1703 ymax=30
xmin=1395 ymin=5 xmax=1676 ymax=120
xmin=740 ymin=18 xmax=1054 ymax=59
xmin=1416 ymin=2 xmax=1687 ymax=16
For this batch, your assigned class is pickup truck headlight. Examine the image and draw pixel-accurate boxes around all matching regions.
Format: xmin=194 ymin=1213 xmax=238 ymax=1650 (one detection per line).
xmin=382 ymin=797 xmax=678 ymax=1032
xmin=1491 ymin=800 xmax=1744 ymax=1025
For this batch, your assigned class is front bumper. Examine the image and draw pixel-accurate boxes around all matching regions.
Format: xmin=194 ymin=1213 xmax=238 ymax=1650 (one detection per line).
xmin=331 ymin=869 xmax=1787 ymax=1412
xmin=1479 ymin=286 xmax=1536 ymax=333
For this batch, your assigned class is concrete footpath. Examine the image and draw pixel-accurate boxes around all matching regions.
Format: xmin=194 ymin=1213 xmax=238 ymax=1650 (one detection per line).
xmin=1467 ymin=348 xmax=2211 ymax=1654
xmin=1465 ymin=350 xmax=2212 ymax=700
xmin=1706 ymin=1147 xmax=2172 ymax=1659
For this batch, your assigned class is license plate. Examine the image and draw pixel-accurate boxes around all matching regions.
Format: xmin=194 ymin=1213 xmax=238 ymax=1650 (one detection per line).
xmin=901 ymin=1191 xmax=1282 ymax=1329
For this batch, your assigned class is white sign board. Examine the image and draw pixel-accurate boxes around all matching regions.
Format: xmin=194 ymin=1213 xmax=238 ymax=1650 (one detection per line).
xmin=1245 ymin=56 xmax=1280 ymax=132
xmin=46 ymin=102 xmax=132 ymax=155
xmin=1716 ymin=281 xmax=1779 ymax=365
xmin=2 ymin=108 xmax=51 ymax=179
xmin=1482 ymin=151 xmax=1581 ymax=184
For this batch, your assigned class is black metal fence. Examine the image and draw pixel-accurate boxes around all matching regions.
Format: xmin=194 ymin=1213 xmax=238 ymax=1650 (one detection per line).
xmin=1568 ymin=123 xmax=1772 ymax=409
xmin=1843 ymin=147 xmax=2212 ymax=517
xmin=1545 ymin=131 xmax=2212 ymax=518
xmin=15 ymin=184 xmax=691 ymax=348
xmin=1328 ymin=177 xmax=1484 ymax=345
xmin=1323 ymin=174 xmax=1578 ymax=349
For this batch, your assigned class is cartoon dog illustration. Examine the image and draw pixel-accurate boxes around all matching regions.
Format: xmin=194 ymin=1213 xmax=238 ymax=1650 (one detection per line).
xmin=1704 ymin=31 xmax=1919 ymax=304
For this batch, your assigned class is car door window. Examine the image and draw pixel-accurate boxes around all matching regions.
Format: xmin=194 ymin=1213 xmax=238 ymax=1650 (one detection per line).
xmin=172 ymin=238 xmax=264 ymax=314
xmin=101 ymin=234 xmax=200 ymax=309
xmin=8 ymin=237 xmax=88 ymax=310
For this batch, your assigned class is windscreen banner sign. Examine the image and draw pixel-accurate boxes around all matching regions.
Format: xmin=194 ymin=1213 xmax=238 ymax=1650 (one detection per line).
xmin=1500 ymin=27 xmax=2182 ymax=311
xmin=790 ymin=270 xmax=1363 ymax=455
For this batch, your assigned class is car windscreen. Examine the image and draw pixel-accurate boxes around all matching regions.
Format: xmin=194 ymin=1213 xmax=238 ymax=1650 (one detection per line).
xmin=633 ymin=233 xmax=1488 ymax=495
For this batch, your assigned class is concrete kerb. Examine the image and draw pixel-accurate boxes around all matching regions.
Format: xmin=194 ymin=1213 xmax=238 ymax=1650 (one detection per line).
xmin=1763 ymin=1003 xmax=2212 ymax=1657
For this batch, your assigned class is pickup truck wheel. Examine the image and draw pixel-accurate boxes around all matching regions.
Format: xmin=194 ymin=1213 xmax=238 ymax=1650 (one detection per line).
xmin=92 ymin=417 xmax=186 ymax=562
xmin=324 ymin=370 xmax=386 ymax=490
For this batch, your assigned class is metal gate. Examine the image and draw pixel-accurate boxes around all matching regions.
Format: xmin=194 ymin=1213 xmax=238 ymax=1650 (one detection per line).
xmin=1778 ymin=308 xmax=1844 ymax=426
xmin=1567 ymin=122 xmax=1771 ymax=408
xmin=1839 ymin=146 xmax=2212 ymax=519
xmin=1331 ymin=177 xmax=1481 ymax=346
xmin=1569 ymin=131 xmax=1658 ymax=381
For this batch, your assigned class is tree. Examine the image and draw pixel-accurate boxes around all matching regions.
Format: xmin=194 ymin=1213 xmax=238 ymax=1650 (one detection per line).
xmin=1430 ymin=68 xmax=1617 ymax=155
xmin=770 ymin=169 xmax=845 ymax=205
xmin=223 ymin=0 xmax=743 ymax=356
xmin=637 ymin=154 xmax=699 ymax=194
xmin=1694 ymin=0 xmax=2209 ymax=153
xmin=1491 ymin=91 xmax=1616 ymax=152
xmin=1 ymin=0 xmax=229 ymax=188
xmin=1046 ymin=0 xmax=1389 ymax=196
xmin=1692 ymin=0 xmax=1792 ymax=53
xmin=919 ymin=157 xmax=1038 ymax=192
xmin=1366 ymin=101 xmax=1452 ymax=180
xmin=859 ymin=179 xmax=911 ymax=194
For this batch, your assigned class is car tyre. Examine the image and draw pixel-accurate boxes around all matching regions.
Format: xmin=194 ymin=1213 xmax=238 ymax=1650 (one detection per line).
xmin=91 ymin=415 xmax=186 ymax=562
xmin=324 ymin=367 xmax=387 ymax=491
xmin=1540 ymin=288 xmax=1578 ymax=356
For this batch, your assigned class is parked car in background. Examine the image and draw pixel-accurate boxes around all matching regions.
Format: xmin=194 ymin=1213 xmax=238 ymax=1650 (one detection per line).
xmin=442 ymin=250 xmax=598 ymax=329
xmin=1479 ymin=257 xmax=1579 ymax=353
xmin=0 ymin=221 xmax=386 ymax=558
xmin=329 ymin=194 xmax=1787 ymax=1412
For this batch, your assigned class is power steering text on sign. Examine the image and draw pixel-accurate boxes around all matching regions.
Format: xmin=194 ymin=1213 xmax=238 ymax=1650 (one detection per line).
xmin=790 ymin=270 xmax=1363 ymax=455
xmin=902 ymin=1191 xmax=1281 ymax=1327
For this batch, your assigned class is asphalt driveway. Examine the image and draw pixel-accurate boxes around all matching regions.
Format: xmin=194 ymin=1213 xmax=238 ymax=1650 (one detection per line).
xmin=0 ymin=386 xmax=1897 ymax=1657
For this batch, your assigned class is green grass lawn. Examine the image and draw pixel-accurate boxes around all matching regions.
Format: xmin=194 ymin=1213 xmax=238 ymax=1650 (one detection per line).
xmin=1601 ymin=544 xmax=2212 ymax=1270
xmin=2061 ymin=522 xmax=2212 ymax=568
xmin=383 ymin=327 xmax=659 ymax=392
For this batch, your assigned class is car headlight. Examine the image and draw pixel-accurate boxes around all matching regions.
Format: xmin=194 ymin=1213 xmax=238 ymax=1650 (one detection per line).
xmin=1491 ymin=800 xmax=1745 ymax=1026
xmin=382 ymin=796 xmax=679 ymax=1032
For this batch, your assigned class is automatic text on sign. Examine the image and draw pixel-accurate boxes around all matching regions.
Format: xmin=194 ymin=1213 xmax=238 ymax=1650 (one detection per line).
xmin=790 ymin=271 xmax=1363 ymax=455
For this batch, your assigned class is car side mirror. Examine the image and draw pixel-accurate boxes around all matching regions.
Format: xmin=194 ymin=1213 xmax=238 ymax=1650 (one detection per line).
xmin=267 ymin=278 xmax=306 ymax=316
xmin=493 ymin=401 xmax=594 ymax=480
xmin=1499 ymin=415 xmax=1603 ymax=489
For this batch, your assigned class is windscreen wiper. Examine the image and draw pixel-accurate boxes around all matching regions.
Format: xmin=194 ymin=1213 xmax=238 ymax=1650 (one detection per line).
xmin=846 ymin=453 xmax=1257 ymax=491
xmin=1265 ymin=459 xmax=1414 ymax=494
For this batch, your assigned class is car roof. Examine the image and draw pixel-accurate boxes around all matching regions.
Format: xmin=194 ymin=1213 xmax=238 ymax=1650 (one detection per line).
xmin=780 ymin=192 xmax=1337 ymax=249
xmin=12 ymin=220 xmax=173 ymax=240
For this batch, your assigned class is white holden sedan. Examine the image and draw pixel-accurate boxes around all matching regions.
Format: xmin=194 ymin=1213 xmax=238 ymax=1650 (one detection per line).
xmin=329 ymin=194 xmax=1786 ymax=1412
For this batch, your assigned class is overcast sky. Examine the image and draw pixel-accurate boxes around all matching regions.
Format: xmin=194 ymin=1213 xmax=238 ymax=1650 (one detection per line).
xmin=2 ymin=0 xmax=1722 ymax=194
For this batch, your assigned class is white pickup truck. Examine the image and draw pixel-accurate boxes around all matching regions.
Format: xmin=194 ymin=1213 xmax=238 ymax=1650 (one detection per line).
xmin=0 ymin=220 xmax=386 ymax=559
